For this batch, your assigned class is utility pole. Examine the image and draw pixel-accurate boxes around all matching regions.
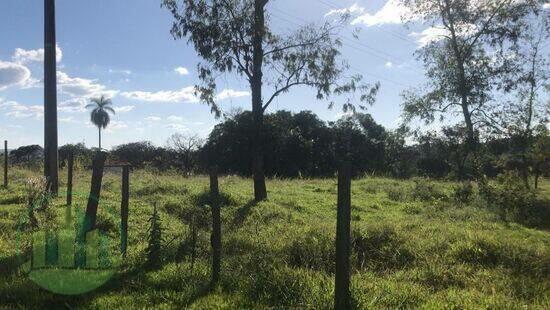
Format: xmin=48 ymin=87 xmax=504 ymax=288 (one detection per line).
xmin=44 ymin=0 xmax=59 ymax=193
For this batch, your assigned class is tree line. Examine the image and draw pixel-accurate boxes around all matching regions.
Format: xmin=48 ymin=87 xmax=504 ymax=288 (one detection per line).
xmin=6 ymin=109 xmax=548 ymax=184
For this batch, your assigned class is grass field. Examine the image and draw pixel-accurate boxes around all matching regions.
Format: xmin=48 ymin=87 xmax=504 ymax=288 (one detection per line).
xmin=0 ymin=167 xmax=549 ymax=309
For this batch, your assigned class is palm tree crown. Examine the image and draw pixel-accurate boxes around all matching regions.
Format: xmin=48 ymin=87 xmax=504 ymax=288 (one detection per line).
xmin=86 ymin=95 xmax=115 ymax=150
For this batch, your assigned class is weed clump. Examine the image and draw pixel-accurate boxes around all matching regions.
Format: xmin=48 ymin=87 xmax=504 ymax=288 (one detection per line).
xmin=146 ymin=203 xmax=163 ymax=269
xmin=387 ymin=186 xmax=407 ymax=202
xmin=411 ymin=178 xmax=447 ymax=201
xmin=287 ymin=229 xmax=334 ymax=273
xmin=352 ymin=224 xmax=415 ymax=272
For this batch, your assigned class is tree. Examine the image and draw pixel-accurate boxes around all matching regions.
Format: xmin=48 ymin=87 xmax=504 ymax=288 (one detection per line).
xmin=400 ymin=0 xmax=540 ymax=173
xmin=498 ymin=12 xmax=549 ymax=188
xmin=162 ymin=0 xmax=378 ymax=201
xmin=44 ymin=0 xmax=59 ymax=193
xmin=86 ymin=95 xmax=115 ymax=151
xmin=167 ymin=133 xmax=204 ymax=175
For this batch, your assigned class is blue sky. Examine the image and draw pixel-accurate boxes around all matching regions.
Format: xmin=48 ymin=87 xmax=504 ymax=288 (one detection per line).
xmin=0 ymin=0 xmax=511 ymax=148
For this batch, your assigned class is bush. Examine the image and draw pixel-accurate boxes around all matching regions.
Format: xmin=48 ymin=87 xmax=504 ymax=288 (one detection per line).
xmin=411 ymin=178 xmax=446 ymax=202
xmin=352 ymin=225 xmax=415 ymax=272
xmin=287 ymin=229 xmax=334 ymax=273
xmin=387 ymin=186 xmax=407 ymax=202
xmin=453 ymin=182 xmax=474 ymax=204
xmin=479 ymin=172 xmax=550 ymax=228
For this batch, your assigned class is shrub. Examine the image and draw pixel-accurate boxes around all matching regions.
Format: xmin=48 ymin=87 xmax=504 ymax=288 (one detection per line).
xmin=453 ymin=182 xmax=474 ymax=204
xmin=352 ymin=225 xmax=415 ymax=271
xmin=287 ymin=229 xmax=334 ymax=273
xmin=387 ymin=186 xmax=407 ymax=202
xmin=411 ymin=178 xmax=446 ymax=202
xmin=479 ymin=172 xmax=549 ymax=228
xmin=146 ymin=203 xmax=163 ymax=269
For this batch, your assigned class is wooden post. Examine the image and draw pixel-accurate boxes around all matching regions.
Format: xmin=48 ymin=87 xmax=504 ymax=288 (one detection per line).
xmin=3 ymin=140 xmax=7 ymax=188
xmin=66 ymin=152 xmax=74 ymax=206
xmin=83 ymin=152 xmax=107 ymax=232
xmin=121 ymin=165 xmax=130 ymax=257
xmin=335 ymin=161 xmax=352 ymax=310
xmin=210 ymin=167 xmax=221 ymax=286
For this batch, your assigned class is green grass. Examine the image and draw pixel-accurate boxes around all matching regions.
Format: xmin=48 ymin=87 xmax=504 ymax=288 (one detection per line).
xmin=0 ymin=167 xmax=549 ymax=309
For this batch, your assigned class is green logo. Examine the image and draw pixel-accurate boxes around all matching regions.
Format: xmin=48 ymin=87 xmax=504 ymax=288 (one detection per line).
xmin=16 ymin=191 xmax=122 ymax=295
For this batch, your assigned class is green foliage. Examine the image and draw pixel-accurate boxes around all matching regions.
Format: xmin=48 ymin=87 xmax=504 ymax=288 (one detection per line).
xmin=352 ymin=225 xmax=415 ymax=272
xmin=146 ymin=203 xmax=163 ymax=269
xmin=480 ymin=171 xmax=550 ymax=228
xmin=453 ymin=182 xmax=474 ymax=204
xmin=286 ymin=228 xmax=334 ymax=273
xmin=411 ymin=178 xmax=447 ymax=202
xmin=1 ymin=169 xmax=549 ymax=308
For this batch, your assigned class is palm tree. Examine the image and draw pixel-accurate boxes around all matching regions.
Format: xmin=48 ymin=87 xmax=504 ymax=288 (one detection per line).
xmin=86 ymin=95 xmax=115 ymax=150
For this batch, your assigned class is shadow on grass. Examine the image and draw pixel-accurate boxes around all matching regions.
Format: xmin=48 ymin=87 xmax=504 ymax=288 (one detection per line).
xmin=232 ymin=199 xmax=257 ymax=227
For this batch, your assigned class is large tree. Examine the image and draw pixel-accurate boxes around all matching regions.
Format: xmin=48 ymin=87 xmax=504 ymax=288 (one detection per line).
xmin=400 ymin=0 xmax=541 ymax=175
xmin=162 ymin=0 xmax=378 ymax=201
xmin=498 ymin=12 xmax=549 ymax=188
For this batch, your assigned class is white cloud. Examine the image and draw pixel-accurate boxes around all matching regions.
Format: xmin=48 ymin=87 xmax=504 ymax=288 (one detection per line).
xmin=114 ymin=105 xmax=135 ymax=113
xmin=325 ymin=3 xmax=365 ymax=17
xmin=108 ymin=68 xmax=132 ymax=75
xmin=174 ymin=67 xmax=190 ymax=75
xmin=167 ymin=115 xmax=184 ymax=122
xmin=351 ymin=0 xmax=413 ymax=27
xmin=0 ymin=61 xmax=31 ymax=89
xmin=166 ymin=123 xmax=188 ymax=131
xmin=385 ymin=61 xmax=393 ymax=68
xmin=12 ymin=45 xmax=63 ymax=64
xmin=58 ymin=71 xmax=118 ymax=99
xmin=215 ymin=89 xmax=250 ymax=101
xmin=103 ymin=120 xmax=128 ymax=133
xmin=59 ymin=116 xmax=76 ymax=123
xmin=58 ymin=98 xmax=87 ymax=113
xmin=0 ymin=99 xmax=43 ymax=119
xmin=145 ymin=116 xmax=161 ymax=122
xmin=544 ymin=3 xmax=550 ymax=9
xmin=121 ymin=87 xmax=249 ymax=103
xmin=409 ymin=24 xmax=478 ymax=47
xmin=121 ymin=86 xmax=198 ymax=103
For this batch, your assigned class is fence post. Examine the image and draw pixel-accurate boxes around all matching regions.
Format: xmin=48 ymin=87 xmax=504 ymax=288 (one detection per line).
xmin=121 ymin=165 xmax=130 ymax=257
xmin=83 ymin=151 xmax=107 ymax=232
xmin=3 ymin=140 xmax=7 ymax=188
xmin=335 ymin=160 xmax=352 ymax=310
xmin=66 ymin=152 xmax=74 ymax=206
xmin=210 ymin=167 xmax=221 ymax=286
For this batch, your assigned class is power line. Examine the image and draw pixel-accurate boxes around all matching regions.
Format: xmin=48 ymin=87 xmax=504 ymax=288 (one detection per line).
xmin=271 ymin=7 xmax=424 ymax=76
xmin=314 ymin=0 xmax=419 ymax=46
xmin=269 ymin=11 xmax=416 ymax=88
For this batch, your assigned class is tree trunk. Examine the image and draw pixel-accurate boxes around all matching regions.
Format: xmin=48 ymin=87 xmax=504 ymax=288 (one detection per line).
xmin=210 ymin=168 xmax=221 ymax=286
xmin=335 ymin=160 xmax=352 ymax=310
xmin=251 ymin=0 xmax=268 ymax=201
xmin=44 ymin=0 xmax=59 ymax=194
xmin=99 ymin=127 xmax=102 ymax=151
